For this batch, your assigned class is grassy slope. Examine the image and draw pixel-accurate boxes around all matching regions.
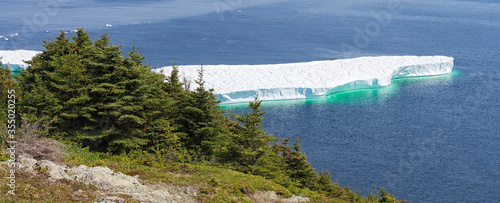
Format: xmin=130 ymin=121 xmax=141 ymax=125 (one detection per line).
xmin=62 ymin=144 xmax=395 ymax=203
xmin=0 ymin=144 xmax=401 ymax=203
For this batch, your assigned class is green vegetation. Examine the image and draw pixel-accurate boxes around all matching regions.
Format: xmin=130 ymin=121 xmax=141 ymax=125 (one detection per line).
xmin=0 ymin=62 xmax=16 ymax=125
xmin=1 ymin=29 xmax=405 ymax=202
xmin=0 ymin=62 xmax=16 ymax=162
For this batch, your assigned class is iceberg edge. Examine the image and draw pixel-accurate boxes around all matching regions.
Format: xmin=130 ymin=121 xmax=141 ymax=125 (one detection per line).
xmin=217 ymin=70 xmax=455 ymax=104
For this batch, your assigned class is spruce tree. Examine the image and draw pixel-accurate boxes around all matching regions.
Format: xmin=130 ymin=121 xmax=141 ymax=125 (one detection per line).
xmin=233 ymin=96 xmax=276 ymax=167
xmin=164 ymin=63 xmax=185 ymax=96
xmin=162 ymin=63 xmax=193 ymax=157
xmin=283 ymin=137 xmax=318 ymax=189
xmin=18 ymin=31 xmax=88 ymax=137
xmin=18 ymin=29 xmax=181 ymax=153
xmin=0 ymin=63 xmax=17 ymax=125
xmin=168 ymin=64 xmax=227 ymax=160
xmin=192 ymin=65 xmax=227 ymax=159
xmin=139 ymin=61 xmax=185 ymax=160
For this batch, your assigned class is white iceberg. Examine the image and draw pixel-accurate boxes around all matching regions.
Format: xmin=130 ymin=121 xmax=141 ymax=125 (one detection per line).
xmin=155 ymin=56 xmax=454 ymax=103
xmin=0 ymin=50 xmax=41 ymax=67
xmin=0 ymin=50 xmax=40 ymax=75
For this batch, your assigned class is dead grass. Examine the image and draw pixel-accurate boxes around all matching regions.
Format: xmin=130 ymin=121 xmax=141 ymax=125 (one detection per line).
xmin=15 ymin=116 xmax=66 ymax=163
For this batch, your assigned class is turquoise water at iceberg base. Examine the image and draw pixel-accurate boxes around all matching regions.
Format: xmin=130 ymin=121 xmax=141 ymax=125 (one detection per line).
xmin=0 ymin=64 xmax=24 ymax=76
xmin=221 ymin=71 xmax=461 ymax=108
xmin=1 ymin=0 xmax=499 ymax=202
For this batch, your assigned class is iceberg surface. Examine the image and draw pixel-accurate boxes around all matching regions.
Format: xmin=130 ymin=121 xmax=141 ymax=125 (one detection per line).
xmin=0 ymin=50 xmax=40 ymax=66
xmin=0 ymin=50 xmax=40 ymax=75
xmin=155 ymin=56 xmax=454 ymax=103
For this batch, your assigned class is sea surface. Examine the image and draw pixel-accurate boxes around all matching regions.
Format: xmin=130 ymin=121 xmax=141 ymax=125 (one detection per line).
xmin=1 ymin=0 xmax=499 ymax=202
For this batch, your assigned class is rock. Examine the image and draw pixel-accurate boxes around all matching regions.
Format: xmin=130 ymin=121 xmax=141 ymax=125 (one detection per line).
xmin=285 ymin=194 xmax=310 ymax=203
xmin=39 ymin=160 xmax=70 ymax=181
xmin=250 ymin=191 xmax=310 ymax=203
xmin=68 ymin=165 xmax=142 ymax=192
xmin=11 ymin=156 xmax=196 ymax=203
xmin=17 ymin=155 xmax=38 ymax=172
xmin=93 ymin=196 xmax=125 ymax=203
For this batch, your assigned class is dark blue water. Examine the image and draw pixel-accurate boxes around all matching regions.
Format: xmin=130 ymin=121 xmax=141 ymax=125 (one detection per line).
xmin=2 ymin=1 xmax=499 ymax=202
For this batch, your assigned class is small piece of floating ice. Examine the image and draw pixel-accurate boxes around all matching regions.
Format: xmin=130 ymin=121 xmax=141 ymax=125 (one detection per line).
xmin=156 ymin=56 xmax=454 ymax=103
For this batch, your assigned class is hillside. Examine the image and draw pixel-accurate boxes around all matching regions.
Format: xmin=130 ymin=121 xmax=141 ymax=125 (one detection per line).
xmin=1 ymin=29 xmax=404 ymax=203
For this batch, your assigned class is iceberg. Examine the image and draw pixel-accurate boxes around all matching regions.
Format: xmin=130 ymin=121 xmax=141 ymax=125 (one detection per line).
xmin=0 ymin=50 xmax=40 ymax=67
xmin=155 ymin=56 xmax=454 ymax=103
xmin=0 ymin=50 xmax=40 ymax=75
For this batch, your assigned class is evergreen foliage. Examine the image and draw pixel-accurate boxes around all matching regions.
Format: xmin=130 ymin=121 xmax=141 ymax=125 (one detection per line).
xmin=190 ymin=65 xmax=227 ymax=159
xmin=163 ymin=63 xmax=227 ymax=160
xmin=279 ymin=137 xmax=318 ymax=189
xmin=233 ymin=97 xmax=276 ymax=168
xmin=18 ymin=29 xmax=180 ymax=154
xmin=0 ymin=62 xmax=17 ymax=161
xmin=0 ymin=62 xmax=17 ymax=125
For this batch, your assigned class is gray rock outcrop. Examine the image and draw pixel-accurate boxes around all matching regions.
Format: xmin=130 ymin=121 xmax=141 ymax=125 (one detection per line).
xmin=11 ymin=156 xmax=196 ymax=203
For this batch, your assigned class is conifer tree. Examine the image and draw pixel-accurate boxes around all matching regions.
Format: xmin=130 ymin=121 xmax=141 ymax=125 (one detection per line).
xmin=0 ymin=62 xmax=17 ymax=125
xmin=140 ymin=64 xmax=185 ymax=160
xmin=165 ymin=63 xmax=185 ymax=95
xmin=162 ymin=63 xmax=193 ymax=157
xmin=18 ymin=31 xmax=89 ymax=137
xmin=250 ymin=143 xmax=292 ymax=187
xmin=192 ymin=65 xmax=227 ymax=159
xmin=18 ymin=29 xmax=180 ymax=153
xmin=281 ymin=137 xmax=318 ymax=189
xmin=233 ymin=96 xmax=276 ymax=167
xmin=167 ymin=64 xmax=227 ymax=160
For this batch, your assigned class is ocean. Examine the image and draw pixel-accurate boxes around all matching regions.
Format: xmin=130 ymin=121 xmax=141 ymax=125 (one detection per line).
xmin=1 ymin=0 xmax=499 ymax=202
